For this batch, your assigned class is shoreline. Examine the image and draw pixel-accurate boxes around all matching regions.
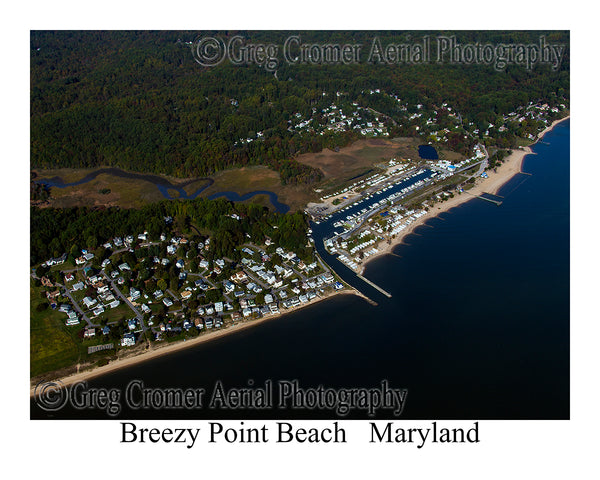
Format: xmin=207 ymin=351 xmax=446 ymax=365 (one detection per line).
xmin=359 ymin=115 xmax=570 ymax=274
xmin=30 ymin=288 xmax=361 ymax=395
xmin=30 ymin=115 xmax=569 ymax=394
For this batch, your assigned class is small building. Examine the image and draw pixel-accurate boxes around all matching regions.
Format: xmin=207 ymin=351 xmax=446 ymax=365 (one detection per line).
xmin=181 ymin=290 xmax=192 ymax=300
xmin=83 ymin=328 xmax=96 ymax=338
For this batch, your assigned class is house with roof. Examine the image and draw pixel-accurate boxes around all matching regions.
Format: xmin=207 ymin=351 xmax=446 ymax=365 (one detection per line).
xmin=181 ymin=290 xmax=192 ymax=300
xmin=82 ymin=296 xmax=97 ymax=309
xmin=231 ymin=271 xmax=248 ymax=283
xmin=223 ymin=280 xmax=235 ymax=293
xmin=121 ymin=333 xmax=136 ymax=347
xmin=58 ymin=304 xmax=72 ymax=313
xmin=129 ymin=288 xmax=141 ymax=301
xmin=83 ymin=328 xmax=96 ymax=338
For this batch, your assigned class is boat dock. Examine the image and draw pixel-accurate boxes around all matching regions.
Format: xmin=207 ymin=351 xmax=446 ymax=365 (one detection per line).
xmin=356 ymin=274 xmax=392 ymax=298
xmin=477 ymin=193 xmax=504 ymax=206
xmin=463 ymin=191 xmax=504 ymax=206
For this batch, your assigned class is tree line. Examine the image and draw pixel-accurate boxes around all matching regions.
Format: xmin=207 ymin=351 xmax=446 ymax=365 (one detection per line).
xmin=31 ymin=31 xmax=569 ymax=184
xmin=30 ymin=197 xmax=311 ymax=266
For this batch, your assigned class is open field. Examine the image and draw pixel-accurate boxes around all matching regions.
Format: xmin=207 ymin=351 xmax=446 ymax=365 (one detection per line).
xmin=296 ymin=138 xmax=407 ymax=183
xmin=32 ymin=165 xmax=315 ymax=212
xmin=30 ymin=280 xmax=81 ymax=377
xmin=46 ymin=174 xmax=166 ymax=208
xmin=297 ymin=136 xmax=465 ymax=193
xmin=32 ymin=136 xmax=465 ymax=212
xmin=201 ymin=165 xmax=315 ymax=211
xmin=92 ymin=302 xmax=134 ymax=325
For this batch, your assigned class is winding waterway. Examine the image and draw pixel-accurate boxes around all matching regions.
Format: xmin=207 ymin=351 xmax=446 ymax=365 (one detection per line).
xmin=32 ymin=120 xmax=569 ymax=420
xmin=36 ymin=168 xmax=290 ymax=213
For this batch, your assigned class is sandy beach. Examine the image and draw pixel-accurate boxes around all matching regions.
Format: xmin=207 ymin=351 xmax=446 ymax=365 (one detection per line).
xmin=359 ymin=115 xmax=570 ymax=274
xmin=30 ymin=288 xmax=360 ymax=394
xmin=30 ymin=115 xmax=569 ymax=395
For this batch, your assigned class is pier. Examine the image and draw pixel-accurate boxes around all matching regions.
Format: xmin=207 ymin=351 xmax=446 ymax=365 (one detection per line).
xmin=356 ymin=274 xmax=392 ymax=298
xmin=475 ymin=192 xmax=504 ymax=206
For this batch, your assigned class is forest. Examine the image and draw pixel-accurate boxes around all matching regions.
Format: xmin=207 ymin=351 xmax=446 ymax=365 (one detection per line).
xmin=30 ymin=31 xmax=569 ymax=184
xmin=30 ymin=198 xmax=311 ymax=266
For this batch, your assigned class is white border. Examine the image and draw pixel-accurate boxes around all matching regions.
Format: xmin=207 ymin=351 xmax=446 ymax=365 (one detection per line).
xmin=3 ymin=1 xmax=598 ymax=478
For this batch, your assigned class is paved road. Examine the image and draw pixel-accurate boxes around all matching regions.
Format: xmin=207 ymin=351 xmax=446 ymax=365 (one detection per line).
xmin=100 ymin=271 xmax=145 ymax=330
xmin=61 ymin=285 xmax=94 ymax=327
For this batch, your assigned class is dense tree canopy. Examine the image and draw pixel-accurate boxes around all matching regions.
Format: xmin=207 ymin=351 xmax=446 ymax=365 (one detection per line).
xmin=30 ymin=197 xmax=310 ymax=266
xmin=31 ymin=31 xmax=569 ymax=184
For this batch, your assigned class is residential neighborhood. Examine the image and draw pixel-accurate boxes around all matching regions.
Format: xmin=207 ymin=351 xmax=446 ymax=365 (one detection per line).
xmin=32 ymin=225 xmax=345 ymax=359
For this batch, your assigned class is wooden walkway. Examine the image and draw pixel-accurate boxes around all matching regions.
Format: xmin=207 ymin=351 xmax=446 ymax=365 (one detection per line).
xmin=356 ymin=274 xmax=392 ymax=298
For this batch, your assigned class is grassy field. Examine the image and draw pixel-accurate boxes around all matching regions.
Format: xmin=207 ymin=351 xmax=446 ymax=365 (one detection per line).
xmin=296 ymin=138 xmax=406 ymax=183
xmin=33 ymin=165 xmax=315 ymax=212
xmin=32 ymin=137 xmax=466 ymax=212
xmin=202 ymin=166 xmax=315 ymax=211
xmin=30 ymin=280 xmax=81 ymax=377
xmin=37 ymin=171 xmax=166 ymax=208
xmin=92 ymin=302 xmax=134 ymax=325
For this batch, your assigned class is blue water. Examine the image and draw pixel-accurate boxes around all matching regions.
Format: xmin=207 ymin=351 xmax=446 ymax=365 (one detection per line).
xmin=208 ymin=191 xmax=290 ymax=214
xmin=32 ymin=120 xmax=569 ymax=420
xmin=418 ymin=144 xmax=439 ymax=160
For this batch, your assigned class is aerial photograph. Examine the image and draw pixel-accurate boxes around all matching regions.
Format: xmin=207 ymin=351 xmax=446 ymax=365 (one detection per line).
xmin=30 ymin=30 xmax=570 ymax=420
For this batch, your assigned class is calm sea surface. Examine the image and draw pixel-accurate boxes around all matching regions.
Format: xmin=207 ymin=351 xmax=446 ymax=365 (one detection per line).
xmin=32 ymin=120 xmax=569 ymax=420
